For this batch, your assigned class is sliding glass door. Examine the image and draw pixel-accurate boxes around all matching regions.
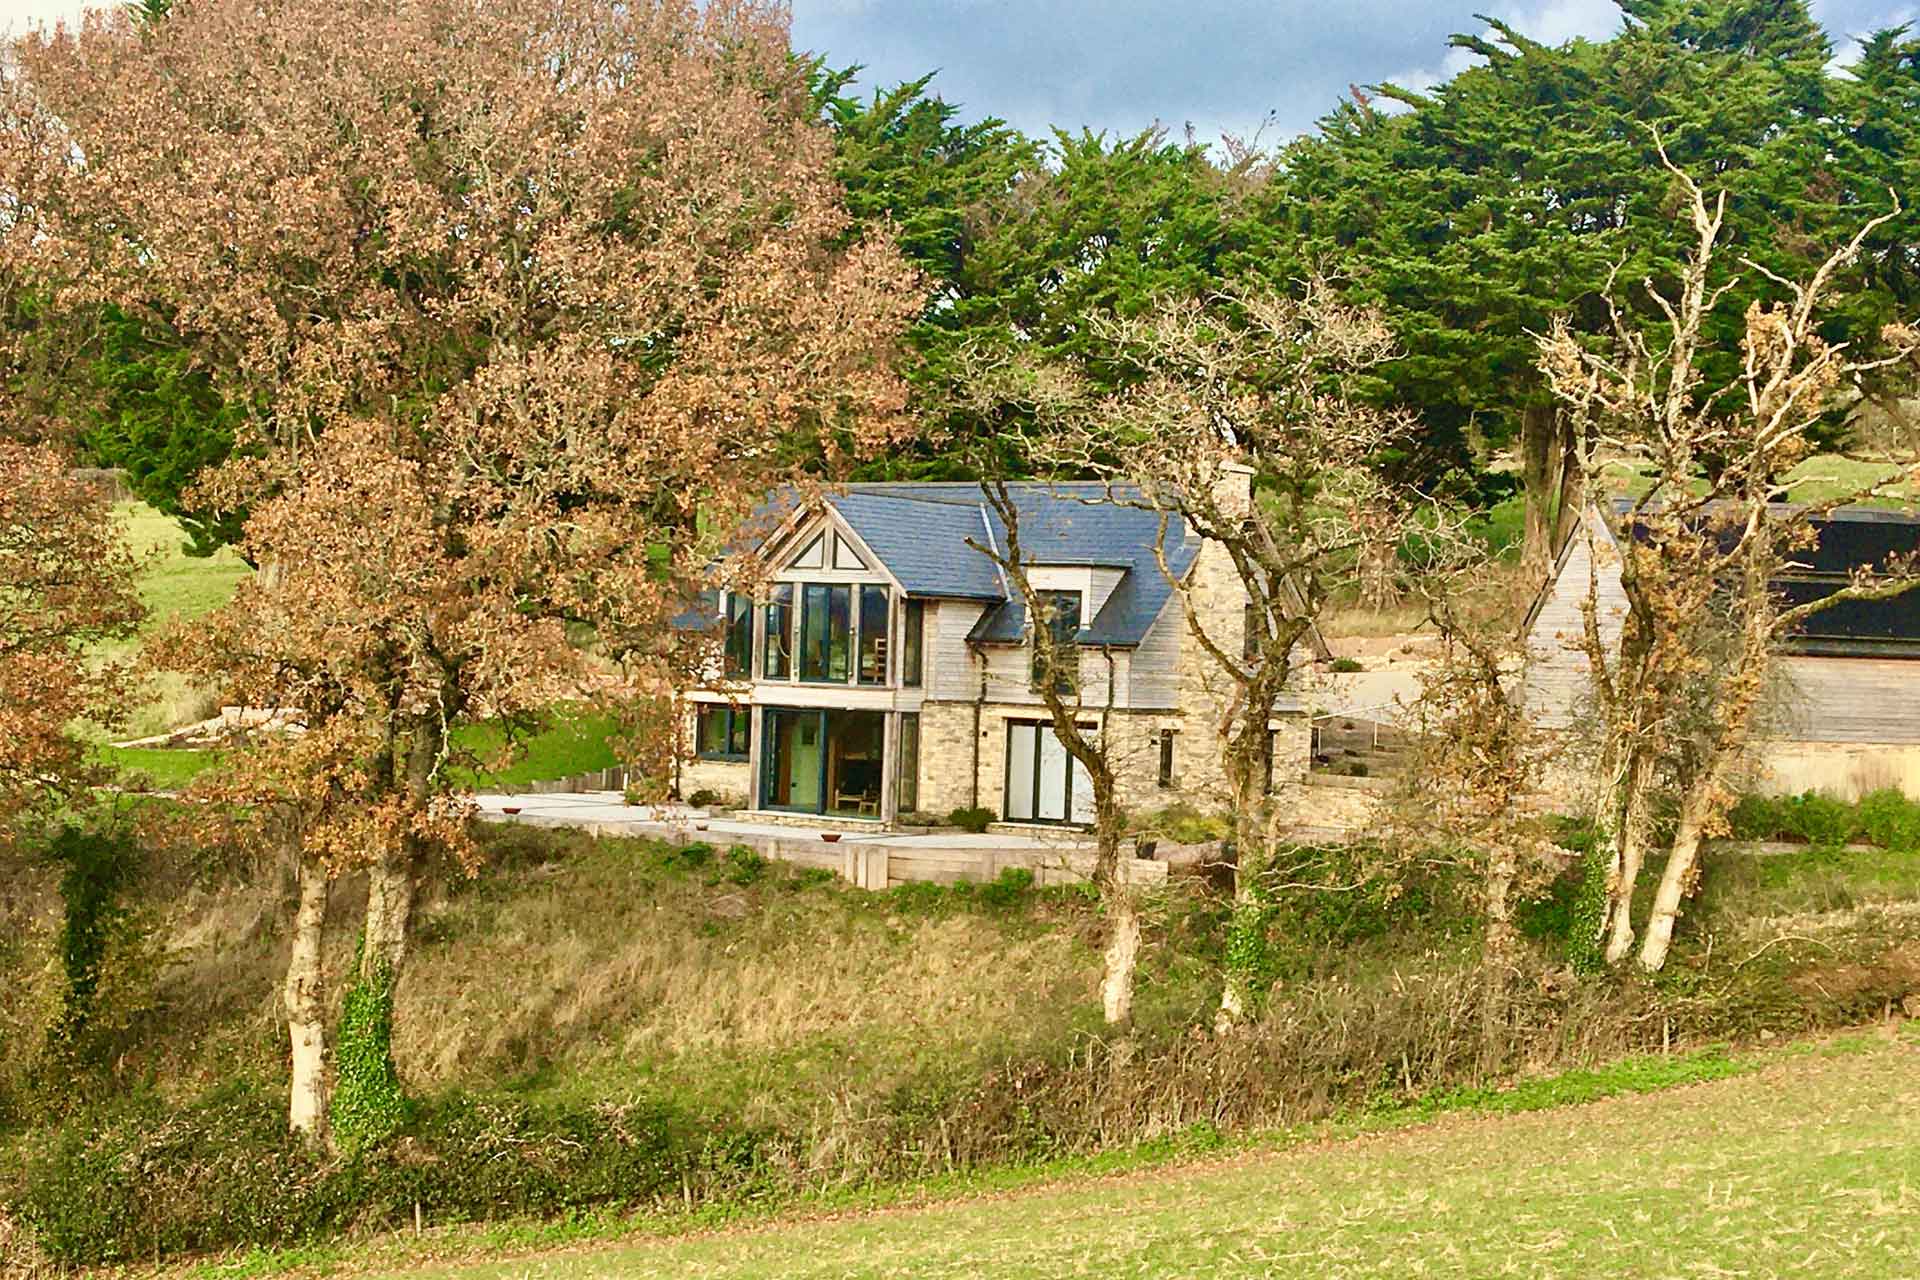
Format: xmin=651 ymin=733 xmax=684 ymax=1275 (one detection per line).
xmin=1004 ymin=721 xmax=1093 ymax=825
xmin=760 ymin=707 xmax=886 ymax=818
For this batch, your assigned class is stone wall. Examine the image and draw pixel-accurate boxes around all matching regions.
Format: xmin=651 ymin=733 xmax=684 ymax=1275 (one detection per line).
xmin=681 ymin=756 xmax=751 ymax=806
xmin=914 ymin=699 xmax=982 ymax=817
xmin=908 ymin=698 xmax=1315 ymax=825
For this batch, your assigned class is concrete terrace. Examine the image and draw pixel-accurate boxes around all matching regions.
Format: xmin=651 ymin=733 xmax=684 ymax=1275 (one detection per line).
xmin=474 ymin=792 xmax=1168 ymax=890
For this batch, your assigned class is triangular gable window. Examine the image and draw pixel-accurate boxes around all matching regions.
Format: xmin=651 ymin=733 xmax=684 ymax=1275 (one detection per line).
xmin=832 ymin=533 xmax=867 ymax=571
xmin=790 ymin=533 xmax=825 ymax=570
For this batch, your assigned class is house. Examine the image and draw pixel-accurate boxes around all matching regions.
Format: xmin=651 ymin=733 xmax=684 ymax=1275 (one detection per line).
xmin=676 ymin=472 xmax=1316 ymax=828
xmin=1522 ymin=502 xmax=1920 ymax=800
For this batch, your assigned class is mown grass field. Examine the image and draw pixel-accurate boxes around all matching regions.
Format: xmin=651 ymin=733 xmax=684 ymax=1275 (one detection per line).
xmin=204 ymin=1033 xmax=1920 ymax=1280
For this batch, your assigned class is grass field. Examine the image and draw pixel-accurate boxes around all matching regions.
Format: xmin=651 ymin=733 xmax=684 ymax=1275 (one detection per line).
xmin=426 ymin=1037 xmax=1920 ymax=1280
xmin=187 ymin=1033 xmax=1920 ymax=1279
xmin=1603 ymin=453 xmax=1920 ymax=506
xmin=98 ymin=503 xmax=250 ymax=741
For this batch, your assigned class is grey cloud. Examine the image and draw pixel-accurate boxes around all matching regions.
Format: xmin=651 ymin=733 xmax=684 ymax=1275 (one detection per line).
xmin=793 ymin=0 xmax=1917 ymax=145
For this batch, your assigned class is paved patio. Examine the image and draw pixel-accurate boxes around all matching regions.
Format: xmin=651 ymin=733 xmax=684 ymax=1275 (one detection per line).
xmin=471 ymin=791 xmax=1166 ymax=889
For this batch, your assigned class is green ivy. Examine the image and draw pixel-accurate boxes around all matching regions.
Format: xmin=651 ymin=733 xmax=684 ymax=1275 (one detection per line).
xmin=1566 ymin=842 xmax=1612 ymax=976
xmin=1220 ymin=884 xmax=1276 ymax=1015
xmin=330 ymin=942 xmax=407 ymax=1152
xmin=45 ymin=825 xmax=135 ymax=1063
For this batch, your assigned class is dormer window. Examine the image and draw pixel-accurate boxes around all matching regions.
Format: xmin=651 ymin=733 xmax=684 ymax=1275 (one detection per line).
xmin=1030 ymin=590 xmax=1082 ymax=693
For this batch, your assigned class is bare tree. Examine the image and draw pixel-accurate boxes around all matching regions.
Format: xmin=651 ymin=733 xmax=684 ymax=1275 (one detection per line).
xmin=1011 ymin=283 xmax=1422 ymax=1030
xmin=1539 ymin=152 xmax=1920 ymax=972
xmin=1396 ymin=548 xmax=1562 ymax=1037
xmin=969 ymin=479 xmax=1145 ymax=1027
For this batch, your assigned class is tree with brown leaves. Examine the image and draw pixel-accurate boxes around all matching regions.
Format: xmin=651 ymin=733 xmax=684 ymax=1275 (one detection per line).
xmin=0 ymin=443 xmax=143 ymax=845
xmin=1 ymin=0 xmax=921 ymax=1138
xmin=1538 ymin=153 xmax=1920 ymax=972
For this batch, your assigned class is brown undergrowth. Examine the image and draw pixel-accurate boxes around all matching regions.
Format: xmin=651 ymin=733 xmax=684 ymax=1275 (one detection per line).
xmin=4 ymin=823 xmax=1919 ymax=1269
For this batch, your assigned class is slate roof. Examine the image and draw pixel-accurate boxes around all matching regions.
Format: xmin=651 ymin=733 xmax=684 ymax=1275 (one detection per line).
xmin=814 ymin=482 xmax=1200 ymax=649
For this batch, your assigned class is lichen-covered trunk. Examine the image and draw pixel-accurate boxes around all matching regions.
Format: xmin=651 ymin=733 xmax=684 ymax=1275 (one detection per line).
xmin=1090 ymin=774 xmax=1138 ymax=1029
xmin=361 ymin=717 xmax=437 ymax=985
xmin=1100 ymin=884 xmax=1141 ymax=1028
xmin=1636 ymin=776 xmax=1716 ymax=972
xmin=1603 ymin=750 xmax=1654 ymax=965
xmin=1478 ymin=841 xmax=1518 ymax=1058
xmin=285 ymin=853 xmax=330 ymax=1143
xmin=1519 ymin=404 xmax=1564 ymax=582
xmin=1215 ymin=720 xmax=1270 ymax=1034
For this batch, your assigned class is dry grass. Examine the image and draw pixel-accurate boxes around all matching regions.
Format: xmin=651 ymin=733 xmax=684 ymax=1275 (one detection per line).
xmin=388 ymin=833 xmax=1099 ymax=1118
xmin=418 ymin=1036 xmax=1920 ymax=1280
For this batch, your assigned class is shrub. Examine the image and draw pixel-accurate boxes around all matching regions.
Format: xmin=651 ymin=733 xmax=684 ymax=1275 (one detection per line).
xmin=687 ymin=789 xmax=721 ymax=808
xmin=1138 ymin=804 xmax=1228 ymax=845
xmin=1854 ymin=789 xmax=1920 ymax=851
xmin=947 ymin=806 xmax=994 ymax=834
xmin=1727 ymin=794 xmax=1784 ymax=841
xmin=723 ymin=844 xmax=768 ymax=887
xmin=1776 ymin=792 xmax=1857 ymax=847
xmin=1329 ymin=656 xmax=1364 ymax=673
xmin=977 ymin=867 xmax=1036 ymax=910
xmin=663 ymin=840 xmax=714 ymax=870
xmin=10 ymin=1083 xmax=698 ymax=1267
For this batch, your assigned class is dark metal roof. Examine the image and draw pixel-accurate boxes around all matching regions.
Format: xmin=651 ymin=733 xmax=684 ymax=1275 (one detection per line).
xmin=1605 ymin=499 xmax=1920 ymax=657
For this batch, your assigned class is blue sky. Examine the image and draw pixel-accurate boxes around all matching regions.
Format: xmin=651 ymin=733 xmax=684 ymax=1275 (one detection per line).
xmin=790 ymin=0 xmax=1918 ymax=144
xmin=3 ymin=1 xmax=1912 ymax=145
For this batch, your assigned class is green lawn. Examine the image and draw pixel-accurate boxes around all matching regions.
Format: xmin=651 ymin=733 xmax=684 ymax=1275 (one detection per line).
xmin=102 ymin=707 xmax=622 ymax=790
xmin=116 ymin=501 xmax=250 ymax=628
xmin=1603 ymin=453 xmax=1920 ymax=507
xmin=408 ymin=1037 xmax=1919 ymax=1280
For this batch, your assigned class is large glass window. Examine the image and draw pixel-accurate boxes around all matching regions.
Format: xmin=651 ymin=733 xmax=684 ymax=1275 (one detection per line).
xmin=800 ymin=583 xmax=852 ymax=682
xmin=858 ymin=586 xmax=890 ymax=685
xmin=897 ymin=713 xmax=920 ymax=815
xmin=696 ymin=704 xmax=750 ymax=760
xmin=1030 ymin=591 xmax=1082 ymax=693
xmin=723 ymin=592 xmax=752 ymax=678
xmin=902 ymin=599 xmax=924 ymax=687
xmin=764 ymin=584 xmax=793 ymax=679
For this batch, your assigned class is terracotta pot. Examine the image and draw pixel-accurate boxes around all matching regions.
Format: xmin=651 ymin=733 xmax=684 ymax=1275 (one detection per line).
xmin=501 ymin=806 xmax=522 ymax=816
xmin=821 ymin=832 xmax=842 ymax=843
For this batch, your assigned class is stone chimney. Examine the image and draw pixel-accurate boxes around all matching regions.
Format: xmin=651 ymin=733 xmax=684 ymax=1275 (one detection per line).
xmin=1209 ymin=461 xmax=1254 ymax=519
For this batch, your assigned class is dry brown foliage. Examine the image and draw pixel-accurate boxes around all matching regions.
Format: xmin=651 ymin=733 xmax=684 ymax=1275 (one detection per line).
xmin=1538 ymin=148 xmax=1920 ymax=971
xmin=0 ymin=0 xmax=923 ymax=1133
xmin=0 ymin=441 xmax=144 ymax=849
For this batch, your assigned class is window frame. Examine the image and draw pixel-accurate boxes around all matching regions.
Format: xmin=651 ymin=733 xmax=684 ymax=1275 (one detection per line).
xmin=696 ymin=704 xmax=751 ymax=761
xmin=902 ymin=598 xmax=924 ymax=688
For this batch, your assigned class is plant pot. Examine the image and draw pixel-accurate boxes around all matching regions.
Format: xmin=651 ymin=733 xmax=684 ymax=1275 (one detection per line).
xmin=821 ymin=832 xmax=842 ymax=843
xmin=695 ymin=822 xmax=710 ymax=831
xmin=501 ymin=806 xmax=522 ymax=816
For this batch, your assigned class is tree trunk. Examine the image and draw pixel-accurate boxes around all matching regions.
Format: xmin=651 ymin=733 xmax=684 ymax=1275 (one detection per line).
xmin=1551 ymin=425 xmax=1586 ymax=554
xmin=361 ymin=850 xmax=417 ymax=982
xmin=1100 ymin=884 xmax=1141 ymax=1027
xmin=286 ymin=853 xmax=330 ymax=1143
xmin=1637 ymin=777 xmax=1716 ymax=972
xmin=1603 ymin=752 xmax=1654 ymax=965
xmin=1214 ymin=727 xmax=1269 ymax=1034
xmin=1519 ymin=404 xmax=1563 ymax=583
xmin=1479 ymin=842 xmax=1517 ymax=1062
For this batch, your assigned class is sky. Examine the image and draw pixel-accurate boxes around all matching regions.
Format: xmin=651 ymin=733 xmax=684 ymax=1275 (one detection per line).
xmin=2 ymin=0 xmax=1915 ymax=144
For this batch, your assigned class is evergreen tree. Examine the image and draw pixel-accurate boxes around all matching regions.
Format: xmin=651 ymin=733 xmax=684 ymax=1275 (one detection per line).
xmin=1262 ymin=1 xmax=1898 ymax=571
